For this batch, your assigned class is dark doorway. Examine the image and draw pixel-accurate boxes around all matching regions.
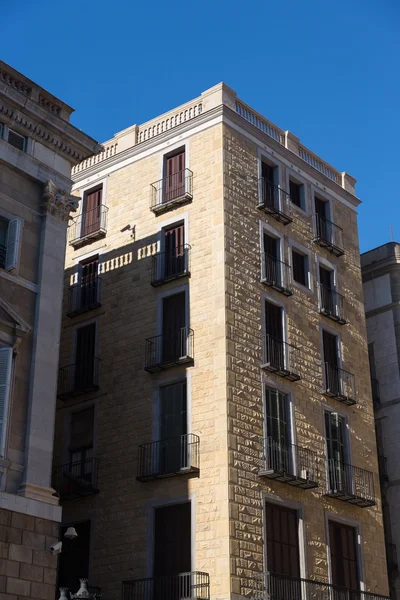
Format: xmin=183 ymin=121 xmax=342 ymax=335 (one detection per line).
xmin=58 ymin=521 xmax=91 ymax=592
xmin=162 ymin=292 xmax=186 ymax=363
xmin=329 ymin=520 xmax=359 ymax=599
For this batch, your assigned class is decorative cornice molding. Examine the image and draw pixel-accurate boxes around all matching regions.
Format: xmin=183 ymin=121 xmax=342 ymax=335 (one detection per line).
xmin=42 ymin=180 xmax=79 ymax=222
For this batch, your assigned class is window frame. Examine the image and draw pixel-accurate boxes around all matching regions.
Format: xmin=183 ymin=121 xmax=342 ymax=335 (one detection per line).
xmin=152 ymin=372 xmax=192 ymax=443
xmin=68 ymin=405 xmax=95 ymax=465
xmin=289 ymin=240 xmax=313 ymax=293
xmin=285 ymin=168 xmax=308 ymax=214
xmin=0 ymin=346 xmax=14 ymax=459
xmin=0 ymin=209 xmax=23 ymax=274
xmin=324 ymin=512 xmax=365 ymax=591
xmin=70 ymin=317 xmax=100 ymax=366
xmin=75 ymin=177 xmax=108 ymax=240
xmin=311 ymin=185 xmax=334 ymax=223
xmin=320 ymin=324 xmax=343 ymax=385
xmin=259 ymin=221 xmax=285 ymax=283
xmin=261 ymin=292 xmax=288 ymax=346
xmin=156 ymin=284 xmax=190 ymax=338
xmin=258 ymin=150 xmax=284 ymax=213
xmin=322 ymin=403 xmax=352 ymax=467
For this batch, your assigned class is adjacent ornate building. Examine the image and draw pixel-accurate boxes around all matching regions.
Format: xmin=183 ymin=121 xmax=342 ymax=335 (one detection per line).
xmin=0 ymin=61 xmax=99 ymax=599
xmin=53 ymin=83 xmax=389 ymax=600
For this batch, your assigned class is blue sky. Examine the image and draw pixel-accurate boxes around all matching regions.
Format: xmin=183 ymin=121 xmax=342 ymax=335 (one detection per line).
xmin=1 ymin=0 xmax=399 ymax=252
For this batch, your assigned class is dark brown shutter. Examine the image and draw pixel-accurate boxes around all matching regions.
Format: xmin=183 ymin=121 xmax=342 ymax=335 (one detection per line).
xmin=329 ymin=521 xmax=359 ymax=591
xmin=80 ymin=257 xmax=99 ymax=309
xmin=265 ymin=301 xmax=283 ymax=340
xmin=265 ymin=502 xmax=300 ymax=577
xmin=289 ymin=180 xmax=301 ymax=208
xmin=82 ymin=187 xmax=102 ymax=236
xmin=75 ymin=323 xmax=96 ymax=389
xmin=162 ymin=292 xmax=186 ymax=361
xmin=70 ymin=408 xmax=94 ymax=452
xmin=154 ymin=503 xmax=191 ymax=576
xmin=292 ymin=251 xmax=306 ymax=286
xmin=165 ymin=150 xmax=185 ymax=202
xmin=160 ymin=381 xmax=187 ymax=440
xmin=323 ymin=330 xmax=338 ymax=368
xmin=165 ymin=224 xmax=184 ymax=257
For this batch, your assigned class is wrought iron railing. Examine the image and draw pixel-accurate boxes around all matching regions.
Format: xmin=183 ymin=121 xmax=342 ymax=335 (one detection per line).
xmin=258 ymin=437 xmax=319 ymax=489
xmin=261 ymin=253 xmax=292 ymax=296
xmin=67 ymin=276 xmax=102 ymax=316
xmin=0 ymin=244 xmax=6 ymax=269
xmin=257 ymin=179 xmax=292 ymax=225
xmin=68 ymin=205 xmax=108 ymax=245
xmin=122 ymin=572 xmax=210 ymax=600
xmin=57 ymin=358 xmax=100 ymax=398
xmin=313 ymin=214 xmax=344 ymax=257
xmin=150 ymin=169 xmax=193 ymax=212
xmin=386 ymin=543 xmax=398 ymax=572
xmin=323 ymin=363 xmax=356 ymax=405
xmin=325 ymin=458 xmax=376 ymax=507
xmin=137 ymin=433 xmax=200 ymax=481
xmin=371 ymin=378 xmax=380 ymax=407
xmin=52 ymin=458 xmax=99 ymax=500
xmin=251 ymin=572 xmax=389 ymax=600
xmin=318 ymin=284 xmax=346 ymax=324
xmin=151 ymin=245 xmax=191 ymax=286
xmin=378 ymin=455 xmax=388 ymax=482
xmin=261 ymin=335 xmax=301 ymax=381
xmin=145 ymin=327 xmax=194 ymax=372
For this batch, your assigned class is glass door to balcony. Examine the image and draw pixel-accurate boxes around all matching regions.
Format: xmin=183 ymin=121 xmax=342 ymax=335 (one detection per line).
xmin=329 ymin=520 xmax=359 ymax=600
xmin=162 ymin=292 xmax=186 ymax=364
xmin=82 ymin=186 xmax=102 ymax=237
xmin=325 ymin=412 xmax=346 ymax=494
xmin=323 ymin=330 xmax=340 ymax=396
xmin=159 ymin=381 xmax=187 ymax=475
xmin=265 ymin=301 xmax=285 ymax=370
xmin=164 ymin=224 xmax=185 ymax=280
xmin=75 ymin=323 xmax=96 ymax=392
xmin=265 ymin=388 xmax=290 ymax=474
xmin=154 ymin=503 xmax=191 ymax=600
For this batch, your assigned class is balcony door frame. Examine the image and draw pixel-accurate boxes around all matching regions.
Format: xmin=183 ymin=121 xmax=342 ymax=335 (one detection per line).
xmin=257 ymin=150 xmax=283 ymax=212
xmin=158 ymin=141 xmax=190 ymax=198
xmin=285 ymin=168 xmax=309 ymax=215
xmin=76 ymin=177 xmax=108 ymax=238
xmin=261 ymin=292 xmax=288 ymax=365
xmin=156 ymin=284 xmax=190 ymax=338
xmin=316 ymin=255 xmax=338 ymax=306
xmin=262 ymin=379 xmax=296 ymax=474
xmin=322 ymin=403 xmax=353 ymax=493
xmin=319 ymin=323 xmax=343 ymax=391
xmin=259 ymin=221 xmax=285 ymax=284
xmin=261 ymin=492 xmax=307 ymax=580
xmin=311 ymin=186 xmax=334 ymax=223
xmin=324 ymin=511 xmax=365 ymax=592
xmin=146 ymin=496 xmax=196 ymax=578
xmin=70 ymin=318 xmax=99 ymax=391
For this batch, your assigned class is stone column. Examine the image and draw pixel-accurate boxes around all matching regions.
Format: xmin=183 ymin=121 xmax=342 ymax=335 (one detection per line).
xmin=18 ymin=181 xmax=78 ymax=504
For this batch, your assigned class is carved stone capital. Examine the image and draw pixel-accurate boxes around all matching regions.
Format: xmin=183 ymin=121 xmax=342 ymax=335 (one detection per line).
xmin=42 ymin=180 xmax=79 ymax=222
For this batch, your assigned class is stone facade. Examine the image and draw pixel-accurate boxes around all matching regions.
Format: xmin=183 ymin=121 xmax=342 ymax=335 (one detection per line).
xmin=361 ymin=242 xmax=400 ymax=600
xmin=0 ymin=61 xmax=99 ymax=600
xmin=54 ymin=83 xmax=388 ymax=600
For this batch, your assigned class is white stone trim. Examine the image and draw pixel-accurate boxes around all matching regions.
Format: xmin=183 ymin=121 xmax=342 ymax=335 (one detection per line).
xmin=0 ymin=490 xmax=61 ymax=522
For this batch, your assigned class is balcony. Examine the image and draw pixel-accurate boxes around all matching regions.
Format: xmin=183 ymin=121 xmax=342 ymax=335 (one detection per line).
xmin=68 ymin=205 xmax=108 ymax=246
xmin=57 ymin=358 xmax=100 ymax=399
xmin=0 ymin=244 xmax=5 ymax=269
xmin=386 ymin=543 xmax=398 ymax=573
xmin=261 ymin=253 xmax=293 ymax=296
xmin=251 ymin=572 xmax=389 ymax=600
xmin=258 ymin=438 xmax=319 ymax=489
xmin=378 ymin=455 xmax=388 ymax=483
xmin=151 ymin=245 xmax=191 ymax=286
xmin=67 ymin=276 xmax=102 ymax=317
xmin=137 ymin=433 xmax=200 ymax=482
xmin=122 ymin=573 xmax=210 ymax=600
xmin=51 ymin=458 xmax=99 ymax=500
xmin=261 ymin=335 xmax=301 ymax=381
xmin=312 ymin=214 xmax=344 ymax=257
xmin=325 ymin=459 xmax=376 ymax=507
xmin=257 ymin=179 xmax=292 ymax=225
xmin=150 ymin=169 xmax=193 ymax=214
xmin=371 ymin=378 xmax=380 ymax=408
xmin=318 ymin=285 xmax=347 ymax=324
xmin=144 ymin=327 xmax=194 ymax=372
xmin=323 ymin=363 xmax=356 ymax=406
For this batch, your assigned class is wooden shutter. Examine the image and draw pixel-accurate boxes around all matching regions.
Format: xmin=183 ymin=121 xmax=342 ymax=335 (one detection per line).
xmin=164 ymin=224 xmax=185 ymax=278
xmin=325 ymin=412 xmax=346 ymax=464
xmin=292 ymin=251 xmax=306 ymax=286
xmin=81 ymin=257 xmax=99 ymax=309
xmin=165 ymin=150 xmax=185 ymax=202
xmin=70 ymin=408 xmax=94 ymax=452
xmin=323 ymin=330 xmax=338 ymax=368
xmin=160 ymin=381 xmax=187 ymax=440
xmin=75 ymin=324 xmax=96 ymax=389
xmin=265 ymin=502 xmax=300 ymax=577
xmin=5 ymin=219 xmax=22 ymax=272
xmin=162 ymin=292 xmax=186 ymax=361
xmin=265 ymin=301 xmax=283 ymax=340
xmin=82 ymin=187 xmax=102 ymax=236
xmin=154 ymin=502 xmax=191 ymax=576
xmin=289 ymin=180 xmax=301 ymax=208
xmin=265 ymin=388 xmax=288 ymax=447
xmin=329 ymin=521 xmax=359 ymax=591
xmin=0 ymin=347 xmax=13 ymax=456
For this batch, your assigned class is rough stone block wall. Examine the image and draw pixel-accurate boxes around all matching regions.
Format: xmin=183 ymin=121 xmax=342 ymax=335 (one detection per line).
xmin=223 ymin=123 xmax=388 ymax=597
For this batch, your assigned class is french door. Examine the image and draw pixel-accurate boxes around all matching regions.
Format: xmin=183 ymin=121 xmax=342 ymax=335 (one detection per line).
xmin=164 ymin=151 xmax=185 ymax=203
xmin=159 ymin=381 xmax=187 ymax=474
xmin=82 ymin=187 xmax=102 ymax=236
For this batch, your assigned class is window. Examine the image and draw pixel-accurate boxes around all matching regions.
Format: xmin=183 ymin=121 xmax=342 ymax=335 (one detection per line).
xmin=58 ymin=521 xmax=91 ymax=591
xmin=70 ymin=407 xmax=94 ymax=465
xmin=329 ymin=520 xmax=359 ymax=591
xmin=164 ymin=223 xmax=185 ymax=278
xmin=261 ymin=161 xmax=278 ymax=209
xmin=292 ymin=250 xmax=308 ymax=288
xmin=325 ymin=410 xmax=347 ymax=493
xmin=0 ymin=217 xmax=22 ymax=271
xmin=69 ymin=257 xmax=100 ymax=315
xmin=7 ymin=129 xmax=26 ymax=152
xmin=289 ymin=179 xmax=305 ymax=210
xmin=154 ymin=503 xmax=191 ymax=577
xmin=74 ymin=323 xmax=97 ymax=392
xmin=322 ymin=329 xmax=340 ymax=392
xmin=81 ymin=186 xmax=103 ymax=237
xmin=264 ymin=387 xmax=290 ymax=471
xmin=162 ymin=291 xmax=187 ymax=362
xmin=0 ymin=347 xmax=13 ymax=456
xmin=164 ymin=149 xmax=186 ymax=204
xmin=159 ymin=380 xmax=187 ymax=472
xmin=265 ymin=502 xmax=300 ymax=577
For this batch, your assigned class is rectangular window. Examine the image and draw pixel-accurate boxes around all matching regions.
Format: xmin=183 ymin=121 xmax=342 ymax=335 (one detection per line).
xmin=319 ymin=265 xmax=333 ymax=289
xmin=265 ymin=300 xmax=283 ymax=340
xmin=323 ymin=329 xmax=340 ymax=393
xmin=315 ymin=196 xmax=328 ymax=219
xmin=289 ymin=180 xmax=302 ymax=209
xmin=261 ymin=162 xmax=278 ymax=209
xmin=162 ymin=291 xmax=187 ymax=361
xmin=325 ymin=410 xmax=347 ymax=493
xmin=164 ymin=223 xmax=185 ymax=278
xmin=70 ymin=407 xmax=94 ymax=463
xmin=82 ymin=186 xmax=103 ymax=237
xmin=75 ymin=323 xmax=97 ymax=392
xmin=265 ymin=502 xmax=300 ymax=577
xmin=0 ymin=217 xmax=22 ymax=271
xmin=164 ymin=149 xmax=185 ymax=203
xmin=0 ymin=347 xmax=13 ymax=456
xmin=329 ymin=520 xmax=359 ymax=591
xmin=264 ymin=388 xmax=290 ymax=472
xmin=159 ymin=380 xmax=187 ymax=472
xmin=154 ymin=502 xmax=191 ymax=576
xmin=7 ymin=129 xmax=26 ymax=152
xmin=292 ymin=250 xmax=308 ymax=287
xmin=80 ymin=257 xmax=100 ymax=311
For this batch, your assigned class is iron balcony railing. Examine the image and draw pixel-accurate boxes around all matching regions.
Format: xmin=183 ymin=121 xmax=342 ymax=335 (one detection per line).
xmin=145 ymin=327 xmax=194 ymax=372
xmin=137 ymin=433 xmax=200 ymax=482
xmin=386 ymin=543 xmax=398 ymax=572
xmin=57 ymin=357 xmax=100 ymax=399
xmin=68 ymin=205 xmax=108 ymax=245
xmin=323 ymin=363 xmax=356 ymax=405
xmin=251 ymin=572 xmax=390 ymax=600
xmin=261 ymin=335 xmax=301 ymax=381
xmin=325 ymin=458 xmax=376 ymax=507
xmin=257 ymin=179 xmax=292 ymax=225
xmin=0 ymin=244 xmax=6 ymax=269
xmin=313 ymin=213 xmax=344 ymax=257
xmin=318 ymin=284 xmax=346 ymax=324
xmin=258 ymin=437 xmax=319 ymax=489
xmin=151 ymin=245 xmax=191 ymax=286
xmin=67 ymin=276 xmax=102 ymax=316
xmin=378 ymin=455 xmax=388 ymax=482
xmin=261 ymin=253 xmax=293 ymax=296
xmin=371 ymin=378 xmax=380 ymax=407
xmin=122 ymin=572 xmax=210 ymax=600
xmin=51 ymin=458 xmax=99 ymax=500
xmin=150 ymin=169 xmax=193 ymax=213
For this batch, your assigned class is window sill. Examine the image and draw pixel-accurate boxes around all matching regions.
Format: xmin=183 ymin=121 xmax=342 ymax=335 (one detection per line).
xmin=289 ymin=202 xmax=308 ymax=217
xmin=292 ymin=281 xmax=314 ymax=296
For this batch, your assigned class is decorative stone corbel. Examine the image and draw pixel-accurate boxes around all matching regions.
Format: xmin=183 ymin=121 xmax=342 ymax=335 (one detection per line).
xmin=42 ymin=180 xmax=79 ymax=222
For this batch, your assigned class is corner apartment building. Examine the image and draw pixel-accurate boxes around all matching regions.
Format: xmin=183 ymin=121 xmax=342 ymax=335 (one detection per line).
xmin=0 ymin=62 xmax=99 ymax=599
xmin=53 ymin=83 xmax=389 ymax=600
xmin=362 ymin=242 xmax=400 ymax=600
